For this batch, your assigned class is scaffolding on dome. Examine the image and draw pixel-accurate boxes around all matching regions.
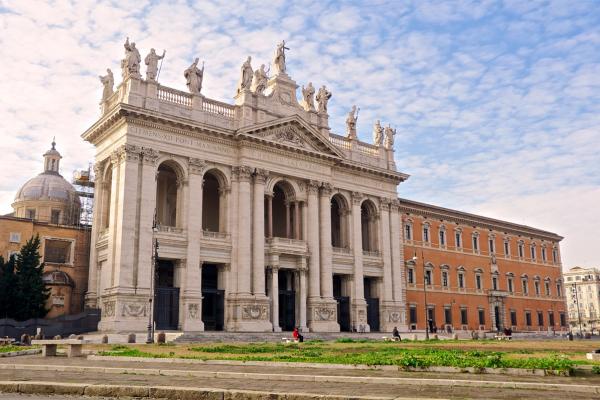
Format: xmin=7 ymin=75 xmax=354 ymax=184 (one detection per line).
xmin=71 ymin=163 xmax=95 ymax=228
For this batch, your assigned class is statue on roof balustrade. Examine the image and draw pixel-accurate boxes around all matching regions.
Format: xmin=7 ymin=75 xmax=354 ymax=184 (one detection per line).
xmin=184 ymin=58 xmax=204 ymax=95
xmin=273 ymin=40 xmax=289 ymax=74
xmin=301 ymin=82 xmax=315 ymax=111
xmin=373 ymin=120 xmax=383 ymax=146
xmin=144 ymin=48 xmax=165 ymax=82
xmin=316 ymin=85 xmax=332 ymax=114
xmin=121 ymin=37 xmax=141 ymax=79
xmin=99 ymin=68 xmax=114 ymax=103
xmin=384 ymin=125 xmax=396 ymax=149
xmin=237 ymin=56 xmax=253 ymax=93
xmin=346 ymin=105 xmax=359 ymax=140
xmin=251 ymin=64 xmax=269 ymax=94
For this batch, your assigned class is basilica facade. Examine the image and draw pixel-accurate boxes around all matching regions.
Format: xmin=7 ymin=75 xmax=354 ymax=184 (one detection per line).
xmin=84 ymin=41 xmax=408 ymax=333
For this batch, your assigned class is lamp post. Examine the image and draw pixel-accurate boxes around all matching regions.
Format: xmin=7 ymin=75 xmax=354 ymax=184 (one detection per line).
xmin=571 ymin=280 xmax=583 ymax=336
xmin=146 ymin=212 xmax=159 ymax=344
xmin=413 ymin=251 xmax=429 ymax=340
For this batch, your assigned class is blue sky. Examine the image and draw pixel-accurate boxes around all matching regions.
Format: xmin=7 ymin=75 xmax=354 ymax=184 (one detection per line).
xmin=0 ymin=0 xmax=598 ymax=268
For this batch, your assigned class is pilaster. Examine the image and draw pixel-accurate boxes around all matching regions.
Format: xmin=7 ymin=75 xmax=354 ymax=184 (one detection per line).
xmin=252 ymin=168 xmax=268 ymax=297
xmin=351 ymin=191 xmax=369 ymax=332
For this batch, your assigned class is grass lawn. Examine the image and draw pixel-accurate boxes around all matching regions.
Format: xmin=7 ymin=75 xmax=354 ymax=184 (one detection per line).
xmin=0 ymin=345 xmax=32 ymax=353
xmin=94 ymin=339 xmax=600 ymax=372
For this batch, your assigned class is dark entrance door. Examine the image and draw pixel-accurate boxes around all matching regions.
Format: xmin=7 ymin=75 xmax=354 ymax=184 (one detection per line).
xmin=366 ymin=298 xmax=380 ymax=332
xmin=278 ymin=270 xmax=295 ymax=331
xmin=155 ymin=260 xmax=179 ymax=330
xmin=333 ymin=275 xmax=350 ymax=332
xmin=336 ymin=296 xmax=351 ymax=332
xmin=202 ymin=264 xmax=224 ymax=331
xmin=494 ymin=305 xmax=502 ymax=331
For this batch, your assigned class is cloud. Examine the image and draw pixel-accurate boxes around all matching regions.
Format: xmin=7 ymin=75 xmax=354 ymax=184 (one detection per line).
xmin=0 ymin=0 xmax=598 ymax=270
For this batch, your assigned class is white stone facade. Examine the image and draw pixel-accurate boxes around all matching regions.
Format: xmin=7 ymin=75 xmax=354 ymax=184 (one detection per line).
xmin=565 ymin=267 xmax=600 ymax=333
xmin=84 ymin=45 xmax=408 ymax=333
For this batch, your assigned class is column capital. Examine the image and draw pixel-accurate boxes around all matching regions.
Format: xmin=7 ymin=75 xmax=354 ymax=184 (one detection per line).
xmin=390 ymin=199 xmax=401 ymax=212
xmin=141 ymin=147 xmax=160 ymax=165
xmin=380 ymin=198 xmax=391 ymax=212
xmin=189 ymin=158 xmax=206 ymax=175
xmin=307 ymin=180 xmax=320 ymax=195
xmin=351 ymin=191 xmax=363 ymax=205
xmin=320 ymin=182 xmax=333 ymax=196
xmin=93 ymin=160 xmax=105 ymax=180
xmin=254 ymin=168 xmax=269 ymax=184
xmin=233 ymin=165 xmax=253 ymax=182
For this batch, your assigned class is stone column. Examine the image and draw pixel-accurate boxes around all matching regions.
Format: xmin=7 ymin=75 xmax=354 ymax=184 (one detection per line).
xmin=285 ymin=201 xmax=291 ymax=238
xmin=306 ymin=181 xmax=321 ymax=300
xmin=236 ymin=166 xmax=253 ymax=296
xmin=85 ymin=161 xmax=104 ymax=309
xmin=266 ymin=193 xmax=273 ymax=238
xmin=252 ymin=169 xmax=268 ymax=296
xmin=181 ymin=158 xmax=206 ymax=332
xmin=270 ymin=267 xmax=281 ymax=332
xmin=389 ymin=200 xmax=407 ymax=329
xmin=294 ymin=201 xmax=301 ymax=239
xmin=351 ymin=191 xmax=369 ymax=332
xmin=379 ymin=198 xmax=396 ymax=332
xmin=319 ymin=183 xmax=334 ymax=299
xmin=299 ymin=259 xmax=308 ymax=332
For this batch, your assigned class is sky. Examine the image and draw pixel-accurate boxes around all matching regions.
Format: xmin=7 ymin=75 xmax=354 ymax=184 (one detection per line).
xmin=0 ymin=0 xmax=598 ymax=269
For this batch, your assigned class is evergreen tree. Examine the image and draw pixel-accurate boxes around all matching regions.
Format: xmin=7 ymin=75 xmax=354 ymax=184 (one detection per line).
xmin=0 ymin=255 xmax=18 ymax=319
xmin=14 ymin=235 xmax=49 ymax=320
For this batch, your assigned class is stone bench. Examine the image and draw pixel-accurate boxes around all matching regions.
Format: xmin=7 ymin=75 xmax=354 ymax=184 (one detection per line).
xmin=494 ymin=334 xmax=512 ymax=341
xmin=382 ymin=336 xmax=400 ymax=342
xmin=31 ymin=339 xmax=87 ymax=357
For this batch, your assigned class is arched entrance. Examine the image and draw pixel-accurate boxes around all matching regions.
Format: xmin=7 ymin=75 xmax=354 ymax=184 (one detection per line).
xmin=268 ymin=181 xmax=301 ymax=239
xmin=202 ymin=170 xmax=226 ymax=232
xmin=156 ymin=162 xmax=181 ymax=227
xmin=331 ymin=194 xmax=349 ymax=248
xmin=361 ymin=200 xmax=378 ymax=252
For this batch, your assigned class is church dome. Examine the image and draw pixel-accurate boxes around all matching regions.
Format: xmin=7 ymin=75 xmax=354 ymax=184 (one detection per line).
xmin=12 ymin=140 xmax=81 ymax=225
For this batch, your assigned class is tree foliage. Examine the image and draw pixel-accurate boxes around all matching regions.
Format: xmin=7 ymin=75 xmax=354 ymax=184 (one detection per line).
xmin=0 ymin=235 xmax=49 ymax=320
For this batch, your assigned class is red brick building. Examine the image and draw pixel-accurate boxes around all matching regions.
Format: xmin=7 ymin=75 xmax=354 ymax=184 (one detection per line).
xmin=400 ymin=198 xmax=566 ymax=333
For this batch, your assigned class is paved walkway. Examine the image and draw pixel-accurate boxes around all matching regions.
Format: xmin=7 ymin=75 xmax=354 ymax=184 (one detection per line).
xmin=0 ymin=355 xmax=598 ymax=399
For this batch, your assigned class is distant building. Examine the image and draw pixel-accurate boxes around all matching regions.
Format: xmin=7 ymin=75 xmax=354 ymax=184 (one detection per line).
xmin=0 ymin=140 xmax=90 ymax=318
xmin=564 ymin=266 xmax=600 ymax=333
xmin=401 ymin=199 xmax=567 ymax=333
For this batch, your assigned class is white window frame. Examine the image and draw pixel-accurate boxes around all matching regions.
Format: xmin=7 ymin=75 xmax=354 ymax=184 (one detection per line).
xmin=472 ymin=232 xmax=480 ymax=254
xmin=475 ymin=273 xmax=482 ymax=291
xmin=407 ymin=267 xmax=415 ymax=285
xmin=518 ymin=240 xmax=525 ymax=259
xmin=439 ymin=227 xmax=446 ymax=248
xmin=530 ymin=244 xmax=536 ymax=261
xmin=422 ymin=222 xmax=430 ymax=244
xmin=42 ymin=236 xmax=76 ymax=266
xmin=507 ymin=277 xmax=514 ymax=293
xmin=454 ymin=229 xmax=462 ymax=249
xmin=405 ymin=222 xmax=413 ymax=241
xmin=504 ymin=238 xmax=510 ymax=258
xmin=457 ymin=270 xmax=465 ymax=289
xmin=541 ymin=246 xmax=547 ymax=263
xmin=9 ymin=232 xmax=21 ymax=243
xmin=488 ymin=235 xmax=495 ymax=254
xmin=521 ymin=278 xmax=528 ymax=295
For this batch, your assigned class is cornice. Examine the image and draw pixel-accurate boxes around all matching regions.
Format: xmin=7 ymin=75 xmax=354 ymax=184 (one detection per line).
xmin=398 ymin=198 xmax=563 ymax=242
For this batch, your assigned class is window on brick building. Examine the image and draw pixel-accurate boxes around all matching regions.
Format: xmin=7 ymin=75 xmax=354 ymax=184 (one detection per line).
xmin=548 ymin=312 xmax=555 ymax=326
xmin=425 ymin=269 xmax=432 ymax=286
xmin=504 ymin=239 xmax=510 ymax=256
xmin=560 ymin=312 xmax=566 ymax=326
xmin=521 ymin=278 xmax=528 ymax=295
xmin=407 ymin=267 xmax=415 ymax=284
xmin=442 ymin=271 xmax=449 ymax=288
xmin=510 ymin=310 xmax=517 ymax=326
xmin=545 ymin=280 xmax=551 ymax=296
xmin=492 ymin=275 xmax=498 ymax=291
xmin=458 ymin=271 xmax=465 ymax=289
xmin=472 ymin=234 xmax=479 ymax=254
xmin=409 ymin=305 xmax=417 ymax=324
xmin=489 ymin=237 xmax=495 ymax=254
xmin=405 ymin=224 xmax=412 ymax=240
xmin=556 ymin=282 xmax=562 ymax=297
xmin=43 ymin=239 xmax=72 ymax=264
xmin=542 ymin=246 xmax=547 ymax=262
xmin=26 ymin=208 xmax=36 ymax=219
xmin=530 ymin=244 xmax=536 ymax=261
xmin=444 ymin=307 xmax=452 ymax=324
xmin=423 ymin=223 xmax=430 ymax=243
xmin=455 ymin=230 xmax=462 ymax=248
xmin=460 ymin=308 xmax=468 ymax=325
xmin=537 ymin=311 xmax=544 ymax=327
xmin=439 ymin=227 xmax=446 ymax=247
xmin=525 ymin=311 xmax=532 ymax=327
xmin=518 ymin=241 xmax=524 ymax=258
xmin=534 ymin=280 xmax=540 ymax=296
xmin=9 ymin=232 xmax=21 ymax=243
xmin=478 ymin=309 xmax=485 ymax=325
xmin=51 ymin=209 xmax=61 ymax=224
xmin=507 ymin=277 xmax=514 ymax=293
xmin=427 ymin=307 xmax=435 ymax=324
xmin=552 ymin=247 xmax=559 ymax=264
xmin=475 ymin=274 xmax=482 ymax=290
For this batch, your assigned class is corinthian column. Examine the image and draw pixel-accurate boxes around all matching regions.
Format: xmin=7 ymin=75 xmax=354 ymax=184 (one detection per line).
xmin=319 ymin=183 xmax=333 ymax=299
xmin=236 ymin=166 xmax=253 ymax=296
xmin=306 ymin=180 xmax=321 ymax=300
xmin=351 ymin=191 xmax=368 ymax=332
xmin=252 ymin=169 xmax=268 ymax=296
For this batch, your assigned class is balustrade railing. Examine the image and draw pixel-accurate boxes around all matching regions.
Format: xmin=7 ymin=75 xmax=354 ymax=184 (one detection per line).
xmin=202 ymin=230 xmax=230 ymax=239
xmin=156 ymin=225 xmax=183 ymax=234
xmin=328 ymin=133 xmax=351 ymax=150
xmin=267 ymin=237 xmax=306 ymax=246
xmin=203 ymin=98 xmax=235 ymax=118
xmin=362 ymin=250 xmax=382 ymax=257
xmin=332 ymin=246 xmax=351 ymax=254
xmin=356 ymin=141 xmax=379 ymax=156
xmin=157 ymin=86 xmax=192 ymax=107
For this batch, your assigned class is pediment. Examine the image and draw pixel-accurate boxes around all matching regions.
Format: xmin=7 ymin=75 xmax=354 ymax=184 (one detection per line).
xmin=236 ymin=115 xmax=344 ymax=159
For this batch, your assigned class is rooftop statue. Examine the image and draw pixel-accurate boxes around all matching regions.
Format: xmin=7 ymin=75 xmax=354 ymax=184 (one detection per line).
xmin=251 ymin=64 xmax=269 ymax=94
xmin=99 ymin=68 xmax=114 ymax=103
xmin=273 ymin=40 xmax=289 ymax=74
xmin=184 ymin=58 xmax=204 ymax=95
xmin=237 ymin=56 xmax=253 ymax=94
xmin=301 ymin=82 xmax=315 ymax=111
xmin=316 ymin=85 xmax=332 ymax=114
xmin=373 ymin=120 xmax=383 ymax=146
xmin=346 ymin=105 xmax=359 ymax=139
xmin=121 ymin=37 xmax=141 ymax=79
xmin=145 ymin=48 xmax=165 ymax=82
xmin=384 ymin=125 xmax=396 ymax=149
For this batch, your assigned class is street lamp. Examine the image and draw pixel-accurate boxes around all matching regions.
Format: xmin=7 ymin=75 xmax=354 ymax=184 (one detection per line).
xmin=413 ymin=251 xmax=429 ymax=340
xmin=571 ymin=280 xmax=583 ymax=336
xmin=147 ymin=212 xmax=159 ymax=344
